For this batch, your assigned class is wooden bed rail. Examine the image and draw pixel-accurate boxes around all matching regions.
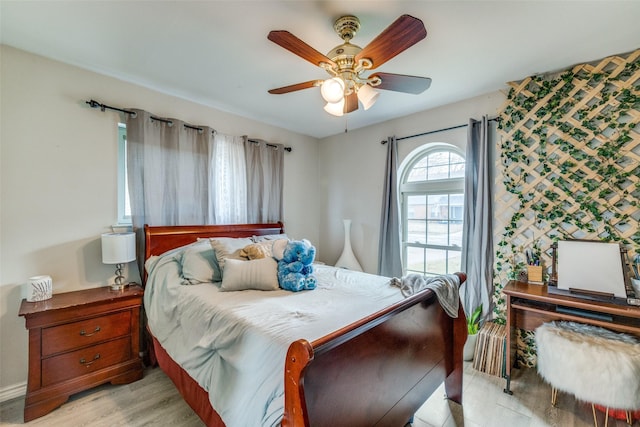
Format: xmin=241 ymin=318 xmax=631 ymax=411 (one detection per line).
xmin=282 ymin=272 xmax=467 ymax=427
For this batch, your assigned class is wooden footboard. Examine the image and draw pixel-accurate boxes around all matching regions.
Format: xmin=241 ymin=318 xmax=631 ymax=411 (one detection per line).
xmin=282 ymin=273 xmax=467 ymax=427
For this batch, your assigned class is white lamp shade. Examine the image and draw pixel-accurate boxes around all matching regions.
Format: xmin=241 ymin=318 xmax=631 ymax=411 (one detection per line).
xmin=320 ymin=77 xmax=345 ymax=103
xmin=324 ymin=98 xmax=345 ymax=116
xmin=357 ymin=84 xmax=380 ymax=110
xmin=101 ymin=232 xmax=136 ymax=264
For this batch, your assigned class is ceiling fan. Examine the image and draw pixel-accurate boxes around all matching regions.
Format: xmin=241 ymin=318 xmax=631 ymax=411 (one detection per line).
xmin=267 ymin=14 xmax=431 ymax=116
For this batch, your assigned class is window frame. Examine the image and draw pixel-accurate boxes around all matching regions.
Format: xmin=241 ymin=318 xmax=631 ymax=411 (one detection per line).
xmin=400 ymin=143 xmax=465 ymax=277
xmin=117 ymin=123 xmax=131 ymax=225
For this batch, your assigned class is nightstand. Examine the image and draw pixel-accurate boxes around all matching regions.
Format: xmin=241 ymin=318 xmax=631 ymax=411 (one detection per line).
xmin=18 ymin=285 xmax=144 ymax=422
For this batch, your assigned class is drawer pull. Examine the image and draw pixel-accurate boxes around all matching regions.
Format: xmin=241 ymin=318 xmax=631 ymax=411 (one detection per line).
xmin=79 ymin=353 xmax=101 ymax=366
xmin=79 ymin=326 xmax=101 ymax=337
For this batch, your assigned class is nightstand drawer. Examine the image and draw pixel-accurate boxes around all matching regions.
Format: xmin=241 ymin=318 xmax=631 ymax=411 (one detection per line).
xmin=42 ymin=311 xmax=131 ymax=356
xmin=42 ymin=337 xmax=131 ymax=386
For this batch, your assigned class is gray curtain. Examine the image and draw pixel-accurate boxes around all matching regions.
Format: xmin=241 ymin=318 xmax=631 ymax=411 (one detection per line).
xmin=460 ymin=116 xmax=493 ymax=318
xmin=126 ymin=110 xmax=214 ymax=229
xmin=126 ymin=109 xmax=214 ymax=272
xmin=378 ymin=136 xmax=403 ymax=277
xmin=244 ymin=138 xmax=284 ymax=223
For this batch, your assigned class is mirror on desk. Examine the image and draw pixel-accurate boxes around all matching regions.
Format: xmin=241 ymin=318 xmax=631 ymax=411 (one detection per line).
xmin=549 ymin=239 xmax=637 ymax=304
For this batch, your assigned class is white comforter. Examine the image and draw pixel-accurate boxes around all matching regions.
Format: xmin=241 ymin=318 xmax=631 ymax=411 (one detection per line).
xmin=144 ymin=251 xmax=404 ymax=427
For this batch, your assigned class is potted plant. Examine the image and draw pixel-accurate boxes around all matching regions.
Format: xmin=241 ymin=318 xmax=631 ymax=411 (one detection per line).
xmin=463 ymin=304 xmax=483 ymax=361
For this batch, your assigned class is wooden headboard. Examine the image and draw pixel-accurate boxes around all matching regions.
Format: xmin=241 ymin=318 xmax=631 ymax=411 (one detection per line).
xmin=143 ymin=222 xmax=285 ymax=262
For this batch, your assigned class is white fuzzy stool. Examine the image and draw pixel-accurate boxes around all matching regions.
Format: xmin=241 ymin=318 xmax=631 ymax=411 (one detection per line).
xmin=535 ymin=321 xmax=640 ymax=426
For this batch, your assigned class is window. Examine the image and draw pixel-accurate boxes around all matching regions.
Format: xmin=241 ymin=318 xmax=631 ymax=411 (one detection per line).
xmin=400 ymin=145 xmax=465 ymax=276
xmin=117 ymin=123 xmax=131 ymax=225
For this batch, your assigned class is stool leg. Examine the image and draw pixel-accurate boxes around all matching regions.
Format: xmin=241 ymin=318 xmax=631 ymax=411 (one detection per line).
xmin=604 ymin=407 xmax=609 ymax=427
xmin=551 ymin=387 xmax=558 ymax=406
xmin=625 ymin=410 xmax=631 ymax=425
xmin=591 ymin=404 xmax=598 ymax=427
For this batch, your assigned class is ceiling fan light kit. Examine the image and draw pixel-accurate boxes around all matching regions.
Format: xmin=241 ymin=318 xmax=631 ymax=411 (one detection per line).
xmin=356 ymin=83 xmax=379 ymax=111
xmin=324 ymin=99 xmax=345 ymax=117
xmin=320 ymin=77 xmax=346 ymax=103
xmin=268 ymin=14 xmax=430 ymax=116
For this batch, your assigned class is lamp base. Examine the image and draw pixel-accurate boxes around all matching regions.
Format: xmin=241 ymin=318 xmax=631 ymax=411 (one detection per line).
xmin=110 ymin=266 xmax=128 ymax=291
xmin=110 ymin=282 xmax=129 ymax=291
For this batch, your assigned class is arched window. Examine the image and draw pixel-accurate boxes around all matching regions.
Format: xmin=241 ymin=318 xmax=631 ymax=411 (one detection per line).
xmin=400 ymin=144 xmax=465 ymax=276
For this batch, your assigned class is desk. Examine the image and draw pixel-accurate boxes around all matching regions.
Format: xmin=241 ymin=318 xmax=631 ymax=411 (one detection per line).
xmin=502 ymin=280 xmax=640 ymax=394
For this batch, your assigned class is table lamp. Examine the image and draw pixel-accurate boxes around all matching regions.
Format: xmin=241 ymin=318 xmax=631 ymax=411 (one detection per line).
xmin=101 ymin=232 xmax=136 ymax=290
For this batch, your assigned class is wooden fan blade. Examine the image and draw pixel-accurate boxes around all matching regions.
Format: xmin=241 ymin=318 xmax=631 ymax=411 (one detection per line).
xmin=371 ymin=73 xmax=432 ymax=94
xmin=355 ymin=15 xmax=427 ymax=70
xmin=344 ymin=92 xmax=359 ymax=114
xmin=268 ymin=31 xmax=337 ymax=68
xmin=268 ymin=80 xmax=322 ymax=94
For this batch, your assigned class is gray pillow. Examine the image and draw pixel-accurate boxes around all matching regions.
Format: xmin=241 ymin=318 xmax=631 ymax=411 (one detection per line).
xmin=252 ymin=233 xmax=288 ymax=242
xmin=180 ymin=241 xmax=221 ymax=284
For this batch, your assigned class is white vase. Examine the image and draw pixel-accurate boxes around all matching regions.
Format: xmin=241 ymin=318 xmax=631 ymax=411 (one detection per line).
xmin=335 ymin=219 xmax=363 ymax=271
xmin=463 ymin=333 xmax=478 ymax=361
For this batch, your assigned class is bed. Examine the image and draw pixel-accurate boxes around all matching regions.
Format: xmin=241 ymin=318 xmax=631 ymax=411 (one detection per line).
xmin=142 ymin=222 xmax=467 ymax=427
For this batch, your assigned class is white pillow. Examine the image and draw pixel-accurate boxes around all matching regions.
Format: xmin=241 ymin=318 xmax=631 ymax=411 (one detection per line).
xmin=209 ymin=237 xmax=254 ymax=270
xmin=271 ymin=238 xmax=289 ymax=260
xmin=220 ymin=257 xmax=279 ymax=291
xmin=180 ymin=241 xmax=221 ymax=284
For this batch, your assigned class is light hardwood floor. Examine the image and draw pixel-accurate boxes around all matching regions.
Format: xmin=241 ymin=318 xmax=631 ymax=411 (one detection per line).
xmin=1 ymin=363 xmax=637 ymax=426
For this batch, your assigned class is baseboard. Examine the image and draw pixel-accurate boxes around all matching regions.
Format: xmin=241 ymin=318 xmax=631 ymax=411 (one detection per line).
xmin=0 ymin=381 xmax=26 ymax=403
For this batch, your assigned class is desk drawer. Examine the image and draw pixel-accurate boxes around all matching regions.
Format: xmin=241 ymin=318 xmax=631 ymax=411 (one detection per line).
xmin=42 ymin=337 xmax=131 ymax=386
xmin=42 ymin=311 xmax=131 ymax=356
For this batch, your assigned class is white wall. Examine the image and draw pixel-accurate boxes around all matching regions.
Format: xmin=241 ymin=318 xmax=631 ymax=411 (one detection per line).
xmin=0 ymin=43 xmax=506 ymax=397
xmin=317 ymin=92 xmax=505 ymax=273
xmin=0 ymin=45 xmax=319 ymax=394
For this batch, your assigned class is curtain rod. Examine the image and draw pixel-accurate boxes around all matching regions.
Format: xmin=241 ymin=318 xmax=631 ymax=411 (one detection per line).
xmin=380 ymin=117 xmax=500 ymax=144
xmin=86 ymin=99 xmax=292 ymax=152
xmin=247 ymin=139 xmax=292 ymax=152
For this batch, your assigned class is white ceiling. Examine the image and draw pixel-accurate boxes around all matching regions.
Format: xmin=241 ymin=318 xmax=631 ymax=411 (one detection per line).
xmin=2 ymin=1 xmax=639 ymax=139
